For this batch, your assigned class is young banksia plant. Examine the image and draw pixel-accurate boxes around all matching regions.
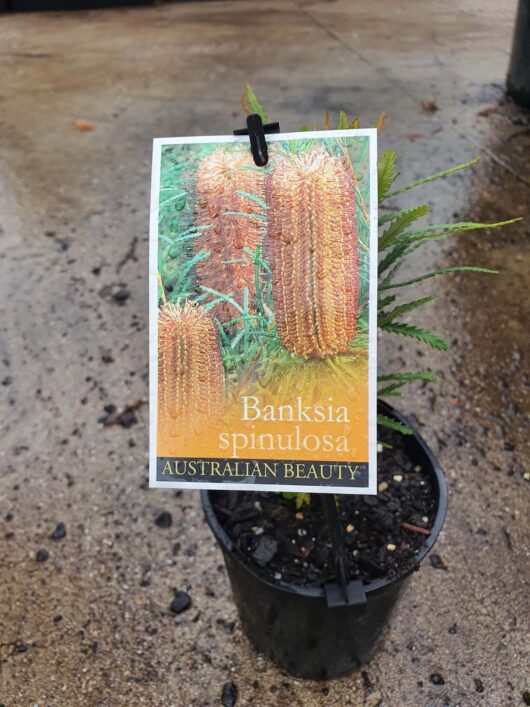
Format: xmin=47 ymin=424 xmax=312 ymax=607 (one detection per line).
xmin=157 ymin=301 xmax=225 ymax=433
xmin=266 ymin=148 xmax=359 ymax=359
xmin=195 ymin=147 xmax=266 ymax=324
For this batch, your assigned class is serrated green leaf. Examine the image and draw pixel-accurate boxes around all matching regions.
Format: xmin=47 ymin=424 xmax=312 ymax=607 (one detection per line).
xmin=378 ymin=370 xmax=437 ymax=397
xmin=282 ymin=492 xmax=311 ymax=509
xmin=379 ymin=205 xmax=430 ymax=250
xmin=379 ymin=296 xmax=436 ymax=325
xmin=378 ymin=241 xmax=409 ymax=277
xmin=377 ymin=371 xmax=437 ymax=383
xmin=377 ymin=295 xmax=397 ymax=311
xmin=377 ymin=220 xmax=509 ymax=284
xmin=378 ymin=150 xmax=398 ymax=204
xmin=402 ymin=218 xmax=519 ymax=248
xmin=377 ymin=383 xmax=403 ymax=397
xmin=375 ymin=111 xmax=385 ymax=132
xmin=379 ymin=210 xmax=401 ymax=227
xmin=336 ymin=111 xmax=350 ymax=129
xmin=381 ymin=322 xmax=449 ymax=350
xmin=381 ymin=266 xmax=498 ymax=290
xmin=387 ymin=157 xmax=481 ymax=199
xmin=297 ymin=493 xmax=311 ymax=509
xmin=242 ymin=84 xmax=268 ymax=122
xmin=377 ymin=414 xmax=413 ymax=435
xmin=379 ymin=260 xmax=403 ymax=289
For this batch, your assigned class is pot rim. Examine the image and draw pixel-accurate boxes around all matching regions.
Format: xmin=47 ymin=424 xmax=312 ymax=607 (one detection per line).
xmin=201 ymin=400 xmax=448 ymax=599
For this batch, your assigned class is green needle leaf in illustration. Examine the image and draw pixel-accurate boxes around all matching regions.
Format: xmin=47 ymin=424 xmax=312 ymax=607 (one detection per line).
xmin=236 ymin=190 xmax=268 ymax=210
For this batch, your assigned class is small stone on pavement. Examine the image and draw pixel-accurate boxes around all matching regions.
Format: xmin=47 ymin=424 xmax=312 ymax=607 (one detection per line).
xmin=51 ymin=522 xmax=67 ymax=540
xmin=221 ymin=681 xmax=238 ymax=707
xmin=169 ymin=591 xmax=192 ymax=615
xmin=155 ymin=511 xmax=172 ymax=528
xmin=36 ymin=548 xmax=49 ymax=563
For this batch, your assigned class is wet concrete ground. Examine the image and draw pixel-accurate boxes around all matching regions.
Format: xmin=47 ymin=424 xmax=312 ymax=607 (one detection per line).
xmin=0 ymin=1 xmax=528 ymax=705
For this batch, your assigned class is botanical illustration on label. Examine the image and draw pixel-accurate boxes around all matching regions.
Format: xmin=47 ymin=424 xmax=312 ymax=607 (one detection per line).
xmin=149 ymin=129 xmax=378 ymax=493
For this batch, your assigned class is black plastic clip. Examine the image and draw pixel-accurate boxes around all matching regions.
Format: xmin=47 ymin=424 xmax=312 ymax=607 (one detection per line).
xmin=321 ymin=494 xmax=366 ymax=608
xmin=233 ymin=113 xmax=280 ymax=167
xmin=325 ymin=579 xmax=366 ymax=610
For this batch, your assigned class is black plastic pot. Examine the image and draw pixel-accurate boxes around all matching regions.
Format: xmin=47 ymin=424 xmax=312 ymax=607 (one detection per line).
xmin=201 ymin=400 xmax=448 ymax=680
xmin=507 ymin=0 xmax=530 ymax=108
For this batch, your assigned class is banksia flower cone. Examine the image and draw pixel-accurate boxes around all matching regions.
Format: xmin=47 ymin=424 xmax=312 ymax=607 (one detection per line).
xmin=158 ymin=302 xmax=224 ymax=433
xmin=266 ymin=148 xmax=359 ymax=358
xmin=195 ymin=148 xmax=266 ymax=323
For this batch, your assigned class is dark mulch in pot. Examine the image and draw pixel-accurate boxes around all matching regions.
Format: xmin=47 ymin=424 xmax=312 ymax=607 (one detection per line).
xmin=211 ymin=427 xmax=438 ymax=588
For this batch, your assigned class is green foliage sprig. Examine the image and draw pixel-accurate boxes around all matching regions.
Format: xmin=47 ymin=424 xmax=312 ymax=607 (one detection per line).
xmin=373 ymin=148 xmax=516 ymax=432
xmin=244 ymin=90 xmax=515 ymax=439
xmin=237 ymin=86 xmax=519 ymax=508
xmin=157 ymin=85 xmax=518 ymax=510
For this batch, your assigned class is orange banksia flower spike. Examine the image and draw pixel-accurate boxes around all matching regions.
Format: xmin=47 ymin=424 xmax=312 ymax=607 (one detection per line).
xmin=266 ymin=148 xmax=359 ymax=358
xmin=195 ymin=148 xmax=266 ymax=324
xmin=157 ymin=302 xmax=224 ymax=433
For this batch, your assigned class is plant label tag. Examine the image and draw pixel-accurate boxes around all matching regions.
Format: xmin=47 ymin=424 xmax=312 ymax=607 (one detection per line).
xmin=149 ymin=129 xmax=378 ymax=494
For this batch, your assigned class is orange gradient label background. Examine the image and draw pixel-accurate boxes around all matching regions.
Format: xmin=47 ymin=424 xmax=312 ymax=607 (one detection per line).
xmin=157 ymin=373 xmax=368 ymax=463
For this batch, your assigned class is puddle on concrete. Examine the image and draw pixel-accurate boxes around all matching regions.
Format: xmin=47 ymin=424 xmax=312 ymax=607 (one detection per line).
xmin=444 ymin=102 xmax=529 ymax=454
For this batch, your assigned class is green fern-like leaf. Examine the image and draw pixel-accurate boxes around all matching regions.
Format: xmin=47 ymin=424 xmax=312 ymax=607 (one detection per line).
xmin=381 ymin=266 xmax=498 ymax=290
xmin=282 ymin=492 xmax=311 ymax=509
xmin=379 ymin=296 xmax=436 ymax=325
xmin=336 ymin=111 xmax=350 ymax=129
xmin=379 ymin=210 xmax=402 ymax=227
xmin=378 ymin=371 xmax=436 ymax=397
xmin=378 ymin=371 xmax=437 ymax=383
xmin=242 ymin=84 xmax=268 ymax=122
xmin=379 ymin=222 xmax=513 ymax=288
xmin=378 ymin=150 xmax=398 ymax=204
xmin=378 ymin=241 xmax=408 ymax=277
xmin=377 ymin=382 xmax=404 ymax=397
xmin=377 ymin=414 xmax=413 ymax=435
xmin=402 ymin=218 xmax=520 ymax=249
xmin=379 ymin=220 xmax=510 ymax=288
xmin=381 ymin=322 xmax=449 ymax=351
xmin=386 ymin=157 xmax=481 ymax=199
xmin=379 ymin=205 xmax=430 ymax=250
xmin=377 ymin=294 xmax=397 ymax=311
